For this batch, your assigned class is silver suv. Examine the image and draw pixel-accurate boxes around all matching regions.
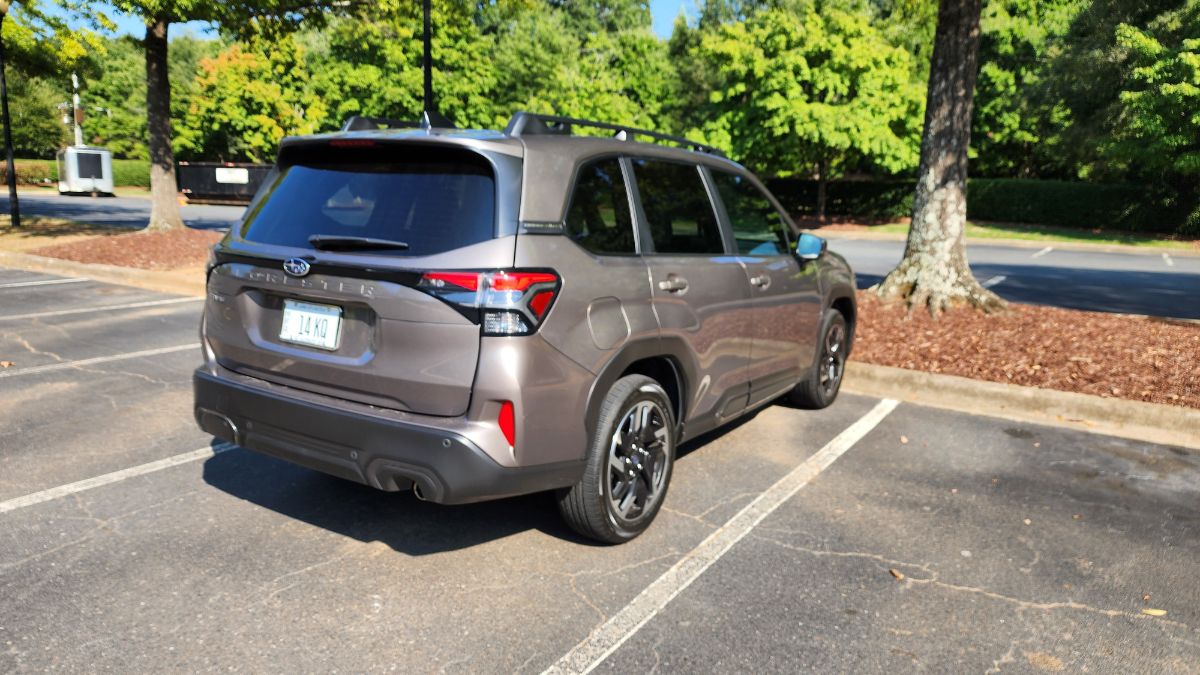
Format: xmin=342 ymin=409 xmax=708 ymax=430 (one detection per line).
xmin=194 ymin=112 xmax=858 ymax=543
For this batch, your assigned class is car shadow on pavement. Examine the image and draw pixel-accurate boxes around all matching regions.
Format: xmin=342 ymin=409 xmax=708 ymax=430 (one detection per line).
xmin=200 ymin=414 xmax=760 ymax=554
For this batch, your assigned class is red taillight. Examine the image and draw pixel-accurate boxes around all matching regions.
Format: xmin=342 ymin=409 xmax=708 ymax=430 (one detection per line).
xmin=498 ymin=401 xmax=516 ymax=448
xmin=420 ymin=271 xmax=481 ymax=291
xmin=417 ymin=269 xmax=560 ymax=336
xmin=328 ymin=139 xmax=376 ymax=148
xmin=490 ymin=272 xmax=557 ymax=292
xmin=528 ymin=290 xmax=554 ymax=319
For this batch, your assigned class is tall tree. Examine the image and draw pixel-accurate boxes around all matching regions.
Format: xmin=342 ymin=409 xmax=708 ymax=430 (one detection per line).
xmin=105 ymin=1 xmax=342 ymax=231
xmin=875 ymin=0 xmax=1004 ymax=313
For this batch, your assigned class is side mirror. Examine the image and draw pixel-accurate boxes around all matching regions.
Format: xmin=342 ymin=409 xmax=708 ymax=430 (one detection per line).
xmin=796 ymin=233 xmax=827 ymax=261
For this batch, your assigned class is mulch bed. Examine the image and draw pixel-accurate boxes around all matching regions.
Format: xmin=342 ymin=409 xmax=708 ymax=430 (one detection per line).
xmin=853 ymin=291 xmax=1200 ymax=410
xmin=30 ymin=228 xmax=222 ymax=270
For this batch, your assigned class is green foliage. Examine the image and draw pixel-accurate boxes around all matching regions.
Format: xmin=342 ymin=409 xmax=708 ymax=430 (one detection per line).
xmin=1103 ymin=7 xmax=1200 ymax=178
xmin=1 ymin=159 xmax=56 ymax=184
xmin=971 ymin=0 xmax=1082 ymax=177
xmin=681 ymin=5 xmax=924 ymax=179
xmin=177 ymin=36 xmax=324 ymax=161
xmin=769 ymin=176 xmax=1193 ymax=233
xmin=6 ymin=74 xmax=71 ymax=158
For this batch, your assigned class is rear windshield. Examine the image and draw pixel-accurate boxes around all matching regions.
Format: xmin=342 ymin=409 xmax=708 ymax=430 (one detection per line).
xmin=239 ymin=146 xmax=496 ymax=257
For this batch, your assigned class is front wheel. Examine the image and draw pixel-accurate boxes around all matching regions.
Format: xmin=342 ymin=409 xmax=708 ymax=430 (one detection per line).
xmin=788 ymin=310 xmax=848 ymax=409
xmin=557 ymin=375 xmax=676 ymax=544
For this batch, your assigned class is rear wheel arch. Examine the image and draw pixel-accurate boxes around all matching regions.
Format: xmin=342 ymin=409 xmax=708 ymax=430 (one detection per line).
xmin=829 ymin=292 xmax=856 ymax=356
xmin=584 ymin=340 xmax=693 ymax=440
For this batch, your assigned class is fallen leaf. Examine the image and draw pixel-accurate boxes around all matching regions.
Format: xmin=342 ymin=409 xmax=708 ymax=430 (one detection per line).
xmin=1033 ymin=442 xmax=1041 ymax=448
xmin=1072 ymin=514 xmax=1082 ymax=520
xmin=1142 ymin=593 xmax=1151 ymax=603
xmin=1023 ymin=518 xmax=1032 ymax=525
xmin=0 ymin=360 xmax=13 ymax=368
xmin=900 ymin=435 xmax=908 ymax=444
xmin=889 ymin=569 xmax=904 ymax=581
xmin=1142 ymin=608 xmax=1167 ymax=617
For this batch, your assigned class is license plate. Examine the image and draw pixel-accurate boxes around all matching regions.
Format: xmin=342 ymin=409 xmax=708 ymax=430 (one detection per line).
xmin=279 ymin=299 xmax=342 ymax=350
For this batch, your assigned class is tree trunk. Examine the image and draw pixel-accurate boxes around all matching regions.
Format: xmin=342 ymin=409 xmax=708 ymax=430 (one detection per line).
xmin=874 ymin=0 xmax=1005 ymax=314
xmin=144 ymin=17 xmax=183 ymax=232
xmin=816 ymin=157 xmax=828 ymax=223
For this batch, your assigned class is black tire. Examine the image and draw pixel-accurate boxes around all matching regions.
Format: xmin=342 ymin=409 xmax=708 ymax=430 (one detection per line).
xmin=558 ymin=375 xmax=676 ymax=544
xmin=789 ymin=310 xmax=848 ymax=409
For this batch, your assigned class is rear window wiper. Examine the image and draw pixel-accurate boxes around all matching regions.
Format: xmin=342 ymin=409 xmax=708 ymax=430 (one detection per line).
xmin=307 ymin=235 xmax=410 ymax=251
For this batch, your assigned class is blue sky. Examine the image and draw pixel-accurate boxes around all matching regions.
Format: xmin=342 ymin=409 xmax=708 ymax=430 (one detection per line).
xmin=85 ymin=1 xmax=692 ymax=40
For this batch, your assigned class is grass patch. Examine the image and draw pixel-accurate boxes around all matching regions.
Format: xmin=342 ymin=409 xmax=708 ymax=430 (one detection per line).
xmin=867 ymin=221 xmax=1199 ymax=249
xmin=0 ymin=216 xmax=132 ymax=253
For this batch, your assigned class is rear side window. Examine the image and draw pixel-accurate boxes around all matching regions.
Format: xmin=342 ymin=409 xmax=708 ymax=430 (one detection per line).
xmin=240 ymin=146 xmax=495 ymax=257
xmin=631 ymin=159 xmax=725 ymax=255
xmin=564 ymin=158 xmax=636 ymax=255
xmin=711 ymin=171 xmax=791 ymax=255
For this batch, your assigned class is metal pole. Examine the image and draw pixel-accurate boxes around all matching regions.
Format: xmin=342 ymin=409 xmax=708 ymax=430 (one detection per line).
xmin=71 ymin=72 xmax=83 ymax=147
xmin=0 ymin=11 xmax=20 ymax=229
xmin=422 ymin=0 xmax=432 ymax=112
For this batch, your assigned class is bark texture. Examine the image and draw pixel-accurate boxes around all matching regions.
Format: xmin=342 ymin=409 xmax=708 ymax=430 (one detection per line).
xmin=874 ymin=0 xmax=1005 ymax=314
xmin=144 ymin=17 xmax=184 ymax=232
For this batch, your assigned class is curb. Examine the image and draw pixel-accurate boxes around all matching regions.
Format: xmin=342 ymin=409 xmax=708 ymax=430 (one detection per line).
xmin=0 ymin=251 xmax=205 ymax=297
xmin=819 ymin=229 xmax=1200 ymax=257
xmin=842 ymin=362 xmax=1200 ymax=451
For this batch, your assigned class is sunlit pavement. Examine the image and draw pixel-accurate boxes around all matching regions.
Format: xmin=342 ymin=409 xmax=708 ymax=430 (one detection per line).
xmin=1 ymin=267 xmax=1197 ymax=672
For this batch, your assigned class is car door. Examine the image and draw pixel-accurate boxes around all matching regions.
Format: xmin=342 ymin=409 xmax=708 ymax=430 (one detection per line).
xmin=627 ymin=157 xmax=754 ymax=434
xmin=708 ymin=168 xmax=821 ymax=408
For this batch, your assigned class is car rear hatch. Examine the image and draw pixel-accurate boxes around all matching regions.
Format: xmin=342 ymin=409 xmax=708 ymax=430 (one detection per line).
xmin=204 ymin=137 xmax=522 ymax=417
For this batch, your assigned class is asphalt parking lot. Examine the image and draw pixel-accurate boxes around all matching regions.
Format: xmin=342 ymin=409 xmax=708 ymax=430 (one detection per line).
xmin=2 ymin=267 xmax=1198 ymax=673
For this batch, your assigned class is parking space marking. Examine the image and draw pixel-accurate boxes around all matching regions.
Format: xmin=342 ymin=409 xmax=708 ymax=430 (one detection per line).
xmin=981 ymin=274 xmax=1007 ymax=289
xmin=0 ymin=297 xmax=200 ymax=321
xmin=543 ymin=398 xmax=900 ymax=675
xmin=1031 ymin=246 xmax=1053 ymax=258
xmin=1163 ymin=252 xmax=1174 ymax=268
xmin=0 ymin=344 xmax=195 ymax=379
xmin=0 ymin=277 xmax=88 ymax=289
xmin=0 ymin=443 xmax=234 ymax=515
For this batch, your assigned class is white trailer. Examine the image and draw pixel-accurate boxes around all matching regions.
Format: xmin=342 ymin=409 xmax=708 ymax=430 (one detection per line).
xmin=56 ymin=146 xmax=114 ymax=195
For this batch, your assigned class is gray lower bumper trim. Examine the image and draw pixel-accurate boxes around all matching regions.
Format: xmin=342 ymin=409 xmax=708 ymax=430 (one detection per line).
xmin=193 ymin=369 xmax=584 ymax=504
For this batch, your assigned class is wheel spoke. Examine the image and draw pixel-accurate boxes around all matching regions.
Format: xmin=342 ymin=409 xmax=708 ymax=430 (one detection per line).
xmin=617 ymin=482 xmax=637 ymax=516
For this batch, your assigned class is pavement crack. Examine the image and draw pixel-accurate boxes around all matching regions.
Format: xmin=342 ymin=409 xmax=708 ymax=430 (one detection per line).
xmin=1 ymin=331 xmax=65 ymax=363
xmin=751 ymin=533 xmax=938 ymax=578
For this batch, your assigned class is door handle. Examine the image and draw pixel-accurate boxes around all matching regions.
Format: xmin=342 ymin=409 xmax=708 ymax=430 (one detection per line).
xmin=750 ymin=274 xmax=771 ymax=289
xmin=658 ymin=276 xmax=689 ymax=293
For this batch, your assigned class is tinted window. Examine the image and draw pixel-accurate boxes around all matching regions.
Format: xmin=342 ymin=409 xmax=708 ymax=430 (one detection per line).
xmin=564 ymin=158 xmax=636 ymax=254
xmin=240 ymin=149 xmax=495 ymax=257
xmin=712 ymin=171 xmax=790 ymax=255
xmin=632 ymin=159 xmax=725 ymax=255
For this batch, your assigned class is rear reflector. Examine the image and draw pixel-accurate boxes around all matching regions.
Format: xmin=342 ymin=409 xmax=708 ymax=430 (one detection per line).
xmin=498 ymin=401 xmax=516 ymax=448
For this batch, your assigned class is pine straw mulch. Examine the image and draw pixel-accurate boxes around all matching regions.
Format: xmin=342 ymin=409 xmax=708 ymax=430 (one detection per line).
xmin=853 ymin=291 xmax=1200 ymax=410
xmin=29 ymin=228 xmax=223 ymax=270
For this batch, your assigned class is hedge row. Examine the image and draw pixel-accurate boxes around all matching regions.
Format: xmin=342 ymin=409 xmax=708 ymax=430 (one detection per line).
xmin=766 ymin=177 xmax=1197 ymax=235
xmin=3 ymin=158 xmax=152 ymax=188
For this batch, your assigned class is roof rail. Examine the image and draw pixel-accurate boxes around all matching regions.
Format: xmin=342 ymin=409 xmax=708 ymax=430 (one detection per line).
xmin=504 ymin=112 xmax=723 ymax=156
xmin=342 ymin=110 xmax=456 ymax=132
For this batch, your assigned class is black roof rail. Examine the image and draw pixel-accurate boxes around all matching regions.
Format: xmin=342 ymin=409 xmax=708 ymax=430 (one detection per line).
xmin=341 ymin=111 xmax=457 ymax=133
xmin=504 ymin=112 xmax=724 ymax=156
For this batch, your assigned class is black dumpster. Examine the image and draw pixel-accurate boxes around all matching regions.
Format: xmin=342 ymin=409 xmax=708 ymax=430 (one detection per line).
xmin=177 ymin=161 xmax=272 ymax=205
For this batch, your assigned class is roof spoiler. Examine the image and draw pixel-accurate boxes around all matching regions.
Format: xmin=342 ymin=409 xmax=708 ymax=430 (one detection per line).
xmin=504 ymin=112 xmax=723 ymax=156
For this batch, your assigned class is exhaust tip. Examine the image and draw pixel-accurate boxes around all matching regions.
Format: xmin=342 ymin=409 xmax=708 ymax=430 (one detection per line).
xmin=413 ymin=483 xmax=427 ymax=501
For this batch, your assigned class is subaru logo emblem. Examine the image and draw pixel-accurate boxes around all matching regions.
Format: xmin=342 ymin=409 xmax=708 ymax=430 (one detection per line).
xmin=283 ymin=258 xmax=311 ymax=277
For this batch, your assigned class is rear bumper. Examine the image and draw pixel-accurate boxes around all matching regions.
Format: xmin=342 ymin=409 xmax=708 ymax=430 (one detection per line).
xmin=193 ymin=368 xmax=584 ymax=504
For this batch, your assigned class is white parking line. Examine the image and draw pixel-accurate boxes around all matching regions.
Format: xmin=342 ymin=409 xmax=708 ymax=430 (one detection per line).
xmin=542 ymin=398 xmax=900 ymax=675
xmin=1163 ymin=253 xmax=1174 ymax=268
xmin=0 ymin=297 xmax=200 ymax=321
xmin=0 ymin=443 xmax=235 ymax=515
xmin=1031 ymin=246 xmax=1053 ymax=258
xmin=0 ymin=344 xmax=196 ymax=379
xmin=981 ymin=275 xmax=1007 ymax=289
xmin=0 ymin=277 xmax=88 ymax=289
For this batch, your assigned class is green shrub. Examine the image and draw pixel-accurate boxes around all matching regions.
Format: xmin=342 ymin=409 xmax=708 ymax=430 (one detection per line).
xmin=111 ymin=159 xmax=151 ymax=188
xmin=767 ymin=177 xmax=1192 ymax=234
xmin=1 ymin=159 xmax=56 ymax=185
